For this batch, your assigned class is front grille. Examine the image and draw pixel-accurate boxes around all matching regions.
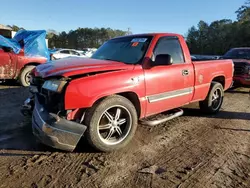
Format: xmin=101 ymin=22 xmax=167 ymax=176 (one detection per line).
xmin=233 ymin=62 xmax=248 ymax=76
xmin=37 ymin=89 xmax=65 ymax=114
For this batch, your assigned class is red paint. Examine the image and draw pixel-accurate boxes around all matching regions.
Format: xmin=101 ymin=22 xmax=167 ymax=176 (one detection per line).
xmin=34 ymin=33 xmax=233 ymax=119
xmin=0 ymin=48 xmax=47 ymax=79
xmin=67 ymin=108 xmax=82 ymax=120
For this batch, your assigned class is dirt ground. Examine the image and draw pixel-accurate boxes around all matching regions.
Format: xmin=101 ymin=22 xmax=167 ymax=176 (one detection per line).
xmin=1 ymin=83 xmax=250 ymax=188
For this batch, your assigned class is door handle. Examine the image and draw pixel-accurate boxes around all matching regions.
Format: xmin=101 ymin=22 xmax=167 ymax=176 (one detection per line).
xmin=182 ymin=69 xmax=189 ymax=76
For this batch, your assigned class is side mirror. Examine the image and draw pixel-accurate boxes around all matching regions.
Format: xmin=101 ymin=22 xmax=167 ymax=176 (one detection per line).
xmin=154 ymin=54 xmax=173 ymax=66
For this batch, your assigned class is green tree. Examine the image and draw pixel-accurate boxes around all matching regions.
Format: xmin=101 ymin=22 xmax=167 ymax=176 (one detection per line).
xmin=236 ymin=0 xmax=250 ymax=22
xmin=186 ymin=0 xmax=250 ymax=55
xmin=48 ymin=27 xmax=128 ymax=49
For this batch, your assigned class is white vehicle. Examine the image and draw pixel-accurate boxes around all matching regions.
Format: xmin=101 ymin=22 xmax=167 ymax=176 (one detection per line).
xmin=51 ymin=49 xmax=85 ymax=60
xmin=81 ymin=48 xmax=97 ymax=58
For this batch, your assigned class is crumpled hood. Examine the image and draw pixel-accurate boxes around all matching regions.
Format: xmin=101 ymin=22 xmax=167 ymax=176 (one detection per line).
xmin=35 ymin=57 xmax=134 ymax=78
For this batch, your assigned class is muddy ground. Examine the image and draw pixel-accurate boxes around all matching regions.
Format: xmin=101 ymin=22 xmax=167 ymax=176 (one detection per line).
xmin=1 ymin=83 xmax=250 ymax=188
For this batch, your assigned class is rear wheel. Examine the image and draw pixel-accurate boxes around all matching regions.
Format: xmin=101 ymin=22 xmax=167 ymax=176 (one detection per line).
xmin=199 ymin=82 xmax=224 ymax=114
xmin=84 ymin=95 xmax=138 ymax=152
xmin=19 ymin=65 xmax=35 ymax=87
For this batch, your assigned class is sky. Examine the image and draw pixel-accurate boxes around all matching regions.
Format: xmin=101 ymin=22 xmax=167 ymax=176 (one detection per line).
xmin=0 ymin=0 xmax=246 ymax=35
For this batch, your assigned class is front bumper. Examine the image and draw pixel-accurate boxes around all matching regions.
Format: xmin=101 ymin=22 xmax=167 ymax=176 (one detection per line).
xmin=32 ymin=96 xmax=87 ymax=151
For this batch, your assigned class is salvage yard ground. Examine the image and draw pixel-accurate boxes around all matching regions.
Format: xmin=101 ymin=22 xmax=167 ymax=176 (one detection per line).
xmin=1 ymin=83 xmax=250 ymax=188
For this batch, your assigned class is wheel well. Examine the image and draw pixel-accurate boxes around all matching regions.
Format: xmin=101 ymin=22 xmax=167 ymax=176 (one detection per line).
xmin=20 ymin=62 xmax=40 ymax=73
xmin=90 ymin=92 xmax=141 ymax=118
xmin=24 ymin=62 xmax=40 ymax=67
xmin=212 ymin=76 xmax=225 ymax=88
xmin=118 ymin=92 xmax=141 ymax=117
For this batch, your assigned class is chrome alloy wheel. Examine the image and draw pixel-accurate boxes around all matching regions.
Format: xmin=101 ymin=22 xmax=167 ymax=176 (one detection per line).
xmin=97 ymin=105 xmax=132 ymax=145
xmin=211 ymin=88 xmax=222 ymax=110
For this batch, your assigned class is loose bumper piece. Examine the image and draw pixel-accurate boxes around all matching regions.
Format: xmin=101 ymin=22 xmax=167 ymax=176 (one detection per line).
xmin=32 ymin=96 xmax=87 ymax=151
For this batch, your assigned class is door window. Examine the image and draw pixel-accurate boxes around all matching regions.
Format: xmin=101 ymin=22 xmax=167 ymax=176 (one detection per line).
xmin=153 ymin=37 xmax=185 ymax=64
xmin=70 ymin=50 xmax=80 ymax=55
xmin=59 ymin=50 xmax=70 ymax=54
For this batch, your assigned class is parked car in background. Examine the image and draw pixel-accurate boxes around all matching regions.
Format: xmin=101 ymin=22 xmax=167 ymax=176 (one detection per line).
xmin=191 ymin=55 xmax=197 ymax=60
xmin=51 ymin=48 xmax=85 ymax=60
xmin=81 ymin=48 xmax=97 ymax=57
xmin=191 ymin=54 xmax=221 ymax=60
xmin=0 ymin=47 xmax=47 ymax=86
xmin=23 ymin=33 xmax=233 ymax=152
xmin=221 ymin=47 xmax=250 ymax=87
xmin=0 ymin=30 xmax=49 ymax=86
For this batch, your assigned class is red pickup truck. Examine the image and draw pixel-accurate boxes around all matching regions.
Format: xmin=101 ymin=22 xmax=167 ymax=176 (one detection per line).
xmin=0 ymin=47 xmax=47 ymax=86
xmin=23 ymin=33 xmax=233 ymax=152
xmin=222 ymin=47 xmax=250 ymax=87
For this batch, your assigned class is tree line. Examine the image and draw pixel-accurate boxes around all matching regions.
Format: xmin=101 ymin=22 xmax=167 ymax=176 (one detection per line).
xmin=47 ymin=28 xmax=130 ymax=49
xmin=186 ymin=0 xmax=250 ymax=55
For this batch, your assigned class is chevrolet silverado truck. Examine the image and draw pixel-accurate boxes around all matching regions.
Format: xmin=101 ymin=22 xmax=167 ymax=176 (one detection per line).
xmin=23 ymin=33 xmax=233 ymax=152
xmin=221 ymin=47 xmax=250 ymax=87
xmin=0 ymin=47 xmax=47 ymax=86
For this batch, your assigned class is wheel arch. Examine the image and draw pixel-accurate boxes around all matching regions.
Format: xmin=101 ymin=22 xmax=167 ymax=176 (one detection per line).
xmin=91 ymin=92 xmax=141 ymax=118
xmin=211 ymin=75 xmax=225 ymax=89
xmin=118 ymin=92 xmax=141 ymax=118
xmin=19 ymin=62 xmax=40 ymax=75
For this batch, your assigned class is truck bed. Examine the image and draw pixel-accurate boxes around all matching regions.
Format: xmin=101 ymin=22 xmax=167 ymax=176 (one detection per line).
xmin=191 ymin=59 xmax=233 ymax=103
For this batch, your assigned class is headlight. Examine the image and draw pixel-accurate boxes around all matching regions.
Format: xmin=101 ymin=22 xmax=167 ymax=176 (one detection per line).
xmin=42 ymin=80 xmax=67 ymax=93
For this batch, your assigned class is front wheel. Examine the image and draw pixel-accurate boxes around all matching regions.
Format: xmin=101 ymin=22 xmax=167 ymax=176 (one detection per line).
xmin=19 ymin=65 xmax=35 ymax=87
xmin=84 ymin=95 xmax=138 ymax=152
xmin=199 ymin=82 xmax=224 ymax=114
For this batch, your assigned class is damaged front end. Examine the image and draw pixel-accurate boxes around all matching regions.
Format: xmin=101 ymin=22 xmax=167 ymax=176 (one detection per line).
xmin=21 ymin=76 xmax=87 ymax=151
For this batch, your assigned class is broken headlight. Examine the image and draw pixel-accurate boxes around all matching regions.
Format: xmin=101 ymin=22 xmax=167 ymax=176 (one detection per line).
xmin=42 ymin=80 xmax=67 ymax=93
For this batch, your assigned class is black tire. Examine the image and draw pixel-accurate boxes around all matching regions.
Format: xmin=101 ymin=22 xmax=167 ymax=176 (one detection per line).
xmin=19 ymin=65 xmax=35 ymax=87
xmin=84 ymin=95 xmax=138 ymax=152
xmin=199 ymin=82 xmax=224 ymax=114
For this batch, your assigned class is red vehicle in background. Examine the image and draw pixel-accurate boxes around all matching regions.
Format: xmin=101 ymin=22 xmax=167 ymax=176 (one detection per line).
xmin=0 ymin=30 xmax=49 ymax=86
xmin=221 ymin=47 xmax=250 ymax=87
xmin=0 ymin=47 xmax=47 ymax=86
xmin=23 ymin=33 xmax=233 ymax=152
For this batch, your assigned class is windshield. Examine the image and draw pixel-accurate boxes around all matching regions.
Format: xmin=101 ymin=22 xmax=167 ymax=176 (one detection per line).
xmin=223 ymin=49 xmax=250 ymax=60
xmin=91 ymin=36 xmax=152 ymax=64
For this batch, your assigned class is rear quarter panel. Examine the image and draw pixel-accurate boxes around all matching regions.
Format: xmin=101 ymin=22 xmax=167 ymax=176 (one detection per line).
xmin=18 ymin=55 xmax=47 ymax=68
xmin=0 ymin=50 xmax=18 ymax=79
xmin=15 ymin=52 xmax=47 ymax=78
xmin=191 ymin=59 xmax=233 ymax=102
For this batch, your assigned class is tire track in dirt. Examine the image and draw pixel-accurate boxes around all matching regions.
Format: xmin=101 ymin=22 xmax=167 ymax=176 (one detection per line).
xmin=93 ymin=91 xmax=250 ymax=188
xmin=182 ymin=99 xmax=250 ymax=188
xmin=150 ymin=92 xmax=250 ymax=188
xmin=2 ymin=152 xmax=108 ymax=187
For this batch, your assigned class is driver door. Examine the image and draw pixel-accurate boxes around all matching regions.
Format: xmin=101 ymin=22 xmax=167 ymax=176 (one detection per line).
xmin=144 ymin=36 xmax=194 ymax=116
